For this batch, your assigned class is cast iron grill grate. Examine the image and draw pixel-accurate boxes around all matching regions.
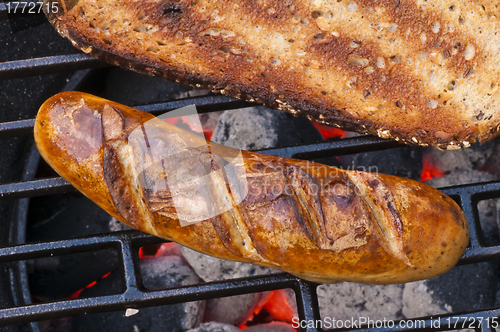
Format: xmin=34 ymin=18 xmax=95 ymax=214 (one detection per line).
xmin=1 ymin=7 xmax=500 ymax=332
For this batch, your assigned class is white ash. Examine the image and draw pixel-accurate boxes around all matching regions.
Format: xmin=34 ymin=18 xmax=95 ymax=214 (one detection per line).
xmin=140 ymin=255 xmax=200 ymax=289
xmin=198 ymin=111 xmax=224 ymax=136
xmin=140 ymin=255 xmax=205 ymax=330
xmin=108 ymin=217 xmax=133 ymax=232
xmin=481 ymin=139 xmax=500 ymax=178
xmin=204 ymin=292 xmax=269 ymax=327
xmin=178 ymin=108 xmax=224 ymax=137
xmin=480 ymin=198 xmax=500 ymax=246
xmin=180 ymin=246 xmax=281 ymax=282
xmin=422 ymin=141 xmax=495 ymax=174
xmin=187 ymin=322 xmax=240 ymax=332
xmin=318 ymin=283 xmax=404 ymax=322
xmin=211 ymin=106 xmax=322 ymax=150
xmin=212 ymin=106 xmax=279 ymax=150
xmin=285 ymin=289 xmax=298 ymax=314
xmin=402 ymin=281 xmax=451 ymax=318
xmin=403 ymin=263 xmax=497 ymax=319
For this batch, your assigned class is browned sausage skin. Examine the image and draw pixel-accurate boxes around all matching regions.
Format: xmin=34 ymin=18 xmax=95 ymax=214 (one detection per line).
xmin=34 ymin=92 xmax=469 ymax=284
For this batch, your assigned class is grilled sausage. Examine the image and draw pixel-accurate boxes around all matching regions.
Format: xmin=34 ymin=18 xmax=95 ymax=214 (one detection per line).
xmin=34 ymin=92 xmax=469 ymax=284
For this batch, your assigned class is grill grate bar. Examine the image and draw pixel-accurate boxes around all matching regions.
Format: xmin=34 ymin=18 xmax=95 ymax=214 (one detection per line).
xmin=4 ymin=162 xmax=500 ymax=202
xmin=439 ymin=182 xmax=500 ymax=201
xmin=0 ymin=231 xmax=142 ymax=263
xmin=0 ymin=119 xmax=35 ymax=139
xmin=3 ymin=232 xmax=500 ymax=332
xmin=120 ymin=236 xmax=141 ymax=291
xmin=135 ymin=95 xmax=254 ymax=115
xmin=0 ymin=269 xmax=297 ymax=326
xmin=260 ymin=136 xmax=401 ymax=159
xmin=2 ymin=181 xmax=499 ymax=267
xmin=0 ymin=137 xmax=428 ymax=200
xmin=460 ymin=244 xmax=500 ymax=265
xmin=460 ymin=192 xmax=483 ymax=259
xmin=295 ymin=280 xmax=322 ymax=332
xmin=0 ymin=95 xmax=253 ymax=138
xmin=0 ymin=179 xmax=500 ymax=327
xmin=0 ymin=177 xmax=74 ymax=200
xmin=0 ymin=54 xmax=104 ymax=80
xmin=440 ymin=182 xmax=500 ymax=264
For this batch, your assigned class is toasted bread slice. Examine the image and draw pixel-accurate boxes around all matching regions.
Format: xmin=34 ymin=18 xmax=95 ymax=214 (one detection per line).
xmin=44 ymin=0 xmax=500 ymax=149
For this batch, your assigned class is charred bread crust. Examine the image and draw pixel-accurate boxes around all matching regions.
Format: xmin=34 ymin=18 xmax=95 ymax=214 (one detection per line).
xmin=50 ymin=7 xmax=377 ymax=138
xmin=42 ymin=0 xmax=500 ymax=149
xmin=35 ymin=92 xmax=470 ymax=284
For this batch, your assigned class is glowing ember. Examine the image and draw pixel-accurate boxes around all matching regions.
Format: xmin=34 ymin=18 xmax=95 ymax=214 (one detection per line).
xmin=69 ymin=272 xmax=112 ymax=299
xmin=68 ymin=242 xmax=174 ymax=300
xmin=421 ymin=157 xmax=445 ymax=182
xmin=138 ymin=243 xmax=163 ymax=258
xmin=239 ymin=290 xmax=297 ymax=330
xmin=203 ymin=130 xmax=214 ymax=141
xmin=139 ymin=242 xmax=185 ymax=261
xmin=264 ymin=290 xmax=296 ymax=323
xmin=161 ymin=117 xmax=214 ymax=140
xmin=154 ymin=242 xmax=179 ymax=257
xmin=162 ymin=117 xmax=181 ymax=126
xmin=138 ymin=247 xmax=145 ymax=259
xmin=238 ymin=292 xmax=272 ymax=329
xmin=311 ymin=120 xmax=345 ymax=139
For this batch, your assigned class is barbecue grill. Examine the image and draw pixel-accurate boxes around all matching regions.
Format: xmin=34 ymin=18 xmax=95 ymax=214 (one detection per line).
xmin=1 ymin=2 xmax=500 ymax=331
